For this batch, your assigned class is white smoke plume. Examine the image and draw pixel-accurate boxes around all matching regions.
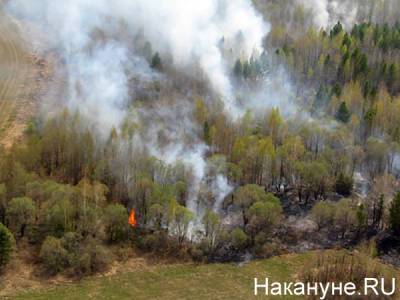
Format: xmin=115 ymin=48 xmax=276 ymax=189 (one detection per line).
xmin=6 ymin=0 xmax=277 ymax=234
xmin=296 ymin=0 xmax=400 ymax=30
xmin=297 ymin=0 xmax=357 ymax=29
xmin=8 ymin=0 xmax=268 ymax=121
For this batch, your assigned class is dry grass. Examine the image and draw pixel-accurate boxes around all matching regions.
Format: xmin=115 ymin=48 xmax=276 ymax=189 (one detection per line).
xmin=0 ymin=7 xmax=51 ymax=149
xmin=2 ymin=250 xmax=398 ymax=300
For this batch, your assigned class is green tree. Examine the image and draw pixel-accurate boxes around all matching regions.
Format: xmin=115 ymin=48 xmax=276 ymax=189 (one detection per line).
xmin=334 ymin=199 xmax=357 ymax=239
xmin=168 ymin=200 xmax=194 ymax=246
xmin=233 ymin=184 xmax=271 ymax=226
xmin=6 ymin=197 xmax=36 ymax=238
xmin=0 ymin=223 xmax=14 ymax=272
xmin=202 ymin=209 xmax=221 ymax=248
xmin=230 ymin=227 xmax=247 ymax=250
xmin=39 ymin=236 xmax=68 ymax=275
xmin=246 ymin=197 xmax=282 ymax=243
xmin=103 ymin=204 xmax=129 ymax=243
xmin=151 ymin=52 xmax=162 ymax=70
xmin=356 ymin=203 xmax=367 ymax=232
xmin=336 ymin=101 xmax=351 ymax=123
xmin=0 ymin=184 xmax=6 ymax=224
xmin=311 ymin=201 xmax=336 ymax=230
xmin=335 ymin=173 xmax=353 ymax=196
xmin=389 ymin=192 xmax=400 ymax=235
xmin=44 ymin=197 xmax=74 ymax=237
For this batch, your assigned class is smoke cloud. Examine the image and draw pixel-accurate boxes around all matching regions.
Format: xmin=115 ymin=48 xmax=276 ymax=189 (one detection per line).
xmin=6 ymin=0 xmax=294 ymax=234
xmin=296 ymin=0 xmax=400 ymax=30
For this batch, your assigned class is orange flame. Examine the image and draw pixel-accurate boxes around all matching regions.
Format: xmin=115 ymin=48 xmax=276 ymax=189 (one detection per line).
xmin=128 ymin=209 xmax=137 ymax=227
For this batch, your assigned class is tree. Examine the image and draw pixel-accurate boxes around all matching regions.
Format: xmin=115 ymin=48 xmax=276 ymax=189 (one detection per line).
xmin=336 ymin=102 xmax=351 ymax=123
xmin=233 ymin=184 xmax=271 ymax=226
xmin=334 ymin=199 xmax=357 ymax=239
xmin=230 ymin=227 xmax=247 ymax=250
xmin=202 ymin=209 xmax=220 ymax=248
xmin=151 ymin=52 xmax=162 ymax=70
xmin=168 ymin=200 xmax=193 ymax=245
xmin=294 ymin=160 xmax=330 ymax=204
xmin=389 ymin=192 xmax=400 ymax=235
xmin=356 ymin=203 xmax=367 ymax=232
xmin=39 ymin=236 xmax=68 ymax=275
xmin=233 ymin=59 xmax=243 ymax=77
xmin=0 ymin=184 xmax=6 ymax=224
xmin=335 ymin=173 xmax=353 ymax=196
xmin=313 ymin=85 xmax=331 ymax=112
xmin=311 ymin=201 xmax=335 ymax=230
xmin=44 ymin=197 xmax=74 ymax=237
xmin=0 ymin=223 xmax=14 ymax=272
xmin=103 ymin=204 xmax=129 ymax=243
xmin=6 ymin=197 xmax=36 ymax=238
xmin=246 ymin=194 xmax=282 ymax=242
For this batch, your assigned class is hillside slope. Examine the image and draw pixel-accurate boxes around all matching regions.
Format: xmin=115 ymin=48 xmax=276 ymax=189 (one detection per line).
xmin=0 ymin=7 xmax=49 ymax=149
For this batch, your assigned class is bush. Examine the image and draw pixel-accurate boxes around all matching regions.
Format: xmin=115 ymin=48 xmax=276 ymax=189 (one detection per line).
xmin=300 ymin=251 xmax=396 ymax=295
xmin=103 ymin=204 xmax=129 ymax=243
xmin=310 ymin=201 xmax=336 ymax=230
xmin=40 ymin=236 xmax=69 ymax=275
xmin=335 ymin=173 xmax=353 ymax=196
xmin=141 ymin=231 xmax=168 ymax=252
xmin=0 ymin=223 xmax=14 ymax=272
xmin=87 ymin=243 xmax=111 ymax=273
xmin=255 ymin=241 xmax=282 ymax=259
xmin=40 ymin=234 xmax=111 ymax=276
xmin=389 ymin=192 xmax=400 ymax=235
xmin=231 ymin=228 xmax=247 ymax=250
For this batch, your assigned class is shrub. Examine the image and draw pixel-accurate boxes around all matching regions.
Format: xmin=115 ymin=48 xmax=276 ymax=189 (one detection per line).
xmin=0 ymin=223 xmax=14 ymax=272
xmin=103 ymin=204 xmax=129 ymax=243
xmin=300 ymin=251 xmax=397 ymax=297
xmin=335 ymin=173 xmax=353 ymax=196
xmin=334 ymin=199 xmax=357 ymax=238
xmin=40 ymin=236 xmax=69 ymax=274
xmin=142 ymin=231 xmax=168 ymax=252
xmin=84 ymin=240 xmax=111 ymax=274
xmin=231 ymin=228 xmax=247 ymax=250
xmin=389 ymin=192 xmax=400 ymax=235
xmin=310 ymin=201 xmax=336 ymax=230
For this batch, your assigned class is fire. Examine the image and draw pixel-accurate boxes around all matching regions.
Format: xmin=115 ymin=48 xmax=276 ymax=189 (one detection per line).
xmin=128 ymin=209 xmax=137 ymax=227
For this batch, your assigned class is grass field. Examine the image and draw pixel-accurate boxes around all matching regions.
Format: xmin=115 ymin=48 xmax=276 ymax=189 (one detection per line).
xmin=5 ymin=251 xmax=399 ymax=300
xmin=5 ymin=253 xmax=309 ymax=300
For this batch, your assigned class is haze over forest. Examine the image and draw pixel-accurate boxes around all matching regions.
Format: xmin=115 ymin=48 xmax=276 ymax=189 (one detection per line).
xmin=1 ymin=1 xmax=400 ymax=298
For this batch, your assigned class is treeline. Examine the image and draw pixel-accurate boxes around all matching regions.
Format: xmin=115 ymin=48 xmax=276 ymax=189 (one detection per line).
xmin=0 ymin=109 xmax=286 ymax=274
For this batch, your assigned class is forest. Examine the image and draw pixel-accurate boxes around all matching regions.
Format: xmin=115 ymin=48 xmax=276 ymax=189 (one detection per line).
xmin=0 ymin=0 xmax=400 ymax=288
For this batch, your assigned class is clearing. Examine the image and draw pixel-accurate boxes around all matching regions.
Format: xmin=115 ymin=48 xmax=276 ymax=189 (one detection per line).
xmin=3 ymin=251 xmax=399 ymax=300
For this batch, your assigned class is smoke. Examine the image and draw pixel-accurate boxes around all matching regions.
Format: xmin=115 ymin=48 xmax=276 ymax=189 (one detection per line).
xmin=297 ymin=0 xmax=358 ymax=29
xmin=6 ymin=0 xmax=289 ymax=234
xmin=8 ymin=0 xmax=268 ymax=120
xmin=296 ymin=0 xmax=400 ymax=30
xmin=212 ymin=175 xmax=234 ymax=213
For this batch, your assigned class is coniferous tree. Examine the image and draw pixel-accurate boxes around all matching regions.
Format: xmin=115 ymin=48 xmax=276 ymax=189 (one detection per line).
xmin=336 ymin=102 xmax=351 ymax=123
xmin=389 ymin=192 xmax=400 ymax=235
xmin=151 ymin=52 xmax=162 ymax=71
xmin=0 ymin=223 xmax=13 ymax=272
xmin=233 ymin=59 xmax=243 ymax=77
